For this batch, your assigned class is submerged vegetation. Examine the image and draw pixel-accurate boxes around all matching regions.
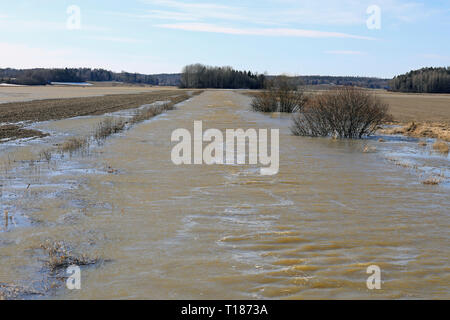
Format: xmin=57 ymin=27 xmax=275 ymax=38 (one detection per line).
xmin=94 ymin=118 xmax=127 ymax=142
xmin=422 ymin=176 xmax=442 ymax=185
xmin=432 ymin=140 xmax=449 ymax=154
xmin=379 ymin=122 xmax=450 ymax=142
xmin=130 ymin=102 xmax=173 ymax=124
xmin=0 ymin=283 xmax=43 ymax=300
xmin=291 ymin=87 xmax=391 ymax=139
xmin=59 ymin=137 xmax=89 ymax=154
xmin=0 ymin=239 xmax=102 ymax=299
xmin=40 ymin=240 xmax=100 ymax=271
xmin=55 ymin=93 xmax=197 ymax=155
xmin=251 ymin=76 xmax=309 ymax=113
xmin=251 ymin=82 xmax=390 ymax=139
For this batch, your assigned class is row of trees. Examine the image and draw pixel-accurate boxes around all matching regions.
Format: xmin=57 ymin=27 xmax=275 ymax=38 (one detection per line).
xmin=293 ymin=75 xmax=388 ymax=89
xmin=251 ymin=76 xmax=308 ymax=113
xmin=180 ymin=64 xmax=265 ymax=89
xmin=389 ymin=67 xmax=450 ymax=93
xmin=0 ymin=68 xmax=165 ymax=86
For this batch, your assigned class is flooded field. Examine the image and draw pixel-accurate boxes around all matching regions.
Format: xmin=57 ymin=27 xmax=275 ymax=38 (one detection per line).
xmin=0 ymin=90 xmax=449 ymax=299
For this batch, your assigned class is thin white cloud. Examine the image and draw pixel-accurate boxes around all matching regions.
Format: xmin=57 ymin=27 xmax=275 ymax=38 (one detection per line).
xmin=84 ymin=36 xmax=145 ymax=43
xmin=141 ymin=0 xmax=232 ymax=10
xmin=103 ymin=9 xmax=198 ymax=21
xmin=139 ymin=0 xmax=443 ymax=27
xmin=156 ymin=23 xmax=375 ymax=40
xmin=325 ymin=50 xmax=365 ymax=55
xmin=138 ymin=0 xmax=268 ymax=24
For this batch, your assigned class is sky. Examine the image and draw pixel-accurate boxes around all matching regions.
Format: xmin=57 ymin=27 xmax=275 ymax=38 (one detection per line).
xmin=0 ymin=0 xmax=449 ymax=78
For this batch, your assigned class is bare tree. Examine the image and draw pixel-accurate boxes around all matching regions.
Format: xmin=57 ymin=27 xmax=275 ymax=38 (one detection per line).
xmin=291 ymin=87 xmax=391 ymax=138
xmin=251 ymin=76 xmax=309 ymax=113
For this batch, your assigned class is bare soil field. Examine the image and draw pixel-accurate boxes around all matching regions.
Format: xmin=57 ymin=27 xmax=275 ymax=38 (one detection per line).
xmin=374 ymin=91 xmax=450 ymax=141
xmin=0 ymin=85 xmax=176 ymax=104
xmin=374 ymin=91 xmax=450 ymax=124
xmin=0 ymin=87 xmax=197 ymax=141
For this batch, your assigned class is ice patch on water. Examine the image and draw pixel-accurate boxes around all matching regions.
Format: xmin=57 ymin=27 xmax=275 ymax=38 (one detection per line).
xmin=374 ymin=133 xmax=450 ymax=187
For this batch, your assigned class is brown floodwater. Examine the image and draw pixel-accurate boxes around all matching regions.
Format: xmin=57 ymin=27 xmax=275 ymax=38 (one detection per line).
xmin=0 ymin=90 xmax=449 ymax=299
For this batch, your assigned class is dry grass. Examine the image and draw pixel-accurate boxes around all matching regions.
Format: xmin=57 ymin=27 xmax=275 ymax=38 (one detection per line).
xmin=130 ymin=102 xmax=174 ymax=124
xmin=94 ymin=118 xmax=127 ymax=142
xmin=0 ymin=283 xmax=43 ymax=300
xmin=432 ymin=140 xmax=449 ymax=154
xmin=422 ymin=177 xmax=441 ymax=185
xmin=387 ymin=157 xmax=418 ymax=169
xmin=105 ymin=164 xmax=119 ymax=174
xmin=39 ymin=149 xmax=52 ymax=163
xmin=92 ymin=93 xmax=199 ymax=141
xmin=59 ymin=137 xmax=89 ymax=154
xmin=363 ymin=145 xmax=377 ymax=153
xmin=300 ymin=90 xmax=450 ymax=141
xmin=40 ymin=240 xmax=100 ymax=272
xmin=1 ymin=240 xmax=103 ymax=299
xmin=379 ymin=122 xmax=450 ymax=142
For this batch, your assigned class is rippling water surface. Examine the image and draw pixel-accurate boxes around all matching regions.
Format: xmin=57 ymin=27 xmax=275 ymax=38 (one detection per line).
xmin=0 ymin=91 xmax=449 ymax=299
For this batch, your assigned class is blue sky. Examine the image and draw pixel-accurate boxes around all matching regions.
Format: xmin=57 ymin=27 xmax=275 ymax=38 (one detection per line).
xmin=0 ymin=0 xmax=449 ymax=77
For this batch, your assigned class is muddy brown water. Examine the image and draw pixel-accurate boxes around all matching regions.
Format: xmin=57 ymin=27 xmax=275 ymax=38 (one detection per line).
xmin=0 ymin=90 xmax=449 ymax=299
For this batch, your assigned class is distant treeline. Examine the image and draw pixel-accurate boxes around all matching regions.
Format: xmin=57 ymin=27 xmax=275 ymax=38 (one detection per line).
xmin=180 ymin=64 xmax=265 ymax=89
xmin=9 ymin=66 xmax=450 ymax=93
xmin=389 ymin=67 xmax=450 ymax=93
xmin=0 ymin=68 xmax=179 ymax=86
xmin=295 ymin=75 xmax=388 ymax=89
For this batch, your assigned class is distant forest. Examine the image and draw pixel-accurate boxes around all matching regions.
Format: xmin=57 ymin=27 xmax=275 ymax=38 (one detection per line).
xmin=389 ymin=67 xmax=450 ymax=93
xmin=180 ymin=64 xmax=265 ymax=89
xmin=9 ymin=66 xmax=450 ymax=92
xmin=0 ymin=68 xmax=178 ymax=86
xmin=265 ymin=75 xmax=388 ymax=89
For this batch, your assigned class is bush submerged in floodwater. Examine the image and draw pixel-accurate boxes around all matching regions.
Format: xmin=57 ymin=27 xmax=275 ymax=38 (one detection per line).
xmin=40 ymin=240 xmax=100 ymax=272
xmin=251 ymin=76 xmax=308 ymax=113
xmin=432 ymin=140 xmax=449 ymax=154
xmin=291 ymin=87 xmax=391 ymax=139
